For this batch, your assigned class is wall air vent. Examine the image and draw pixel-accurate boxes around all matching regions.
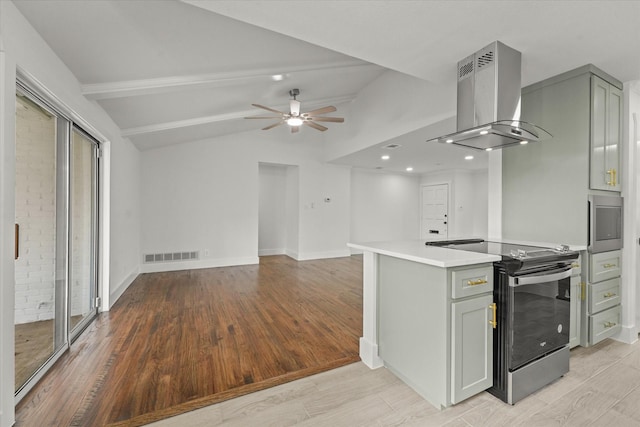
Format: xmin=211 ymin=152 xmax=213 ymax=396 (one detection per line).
xmin=144 ymin=251 xmax=199 ymax=263
xmin=383 ymin=144 xmax=402 ymax=149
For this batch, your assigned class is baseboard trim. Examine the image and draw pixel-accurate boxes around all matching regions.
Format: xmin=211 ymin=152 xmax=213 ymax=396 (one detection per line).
xmin=613 ymin=325 xmax=639 ymax=344
xmin=109 ymin=268 xmax=139 ymax=309
xmin=258 ymin=248 xmax=285 ymax=256
xmin=139 ymin=256 xmax=259 ymax=274
xmin=295 ymin=249 xmax=351 ymax=261
xmin=359 ymin=337 xmax=384 ymax=369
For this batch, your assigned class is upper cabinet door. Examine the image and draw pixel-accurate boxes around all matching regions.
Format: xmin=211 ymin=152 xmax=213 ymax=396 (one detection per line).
xmin=607 ymin=85 xmax=622 ymax=191
xmin=590 ymin=75 xmax=622 ymax=191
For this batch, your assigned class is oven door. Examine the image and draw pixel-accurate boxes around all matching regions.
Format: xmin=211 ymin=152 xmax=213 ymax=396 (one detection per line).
xmin=508 ymin=266 xmax=572 ymax=370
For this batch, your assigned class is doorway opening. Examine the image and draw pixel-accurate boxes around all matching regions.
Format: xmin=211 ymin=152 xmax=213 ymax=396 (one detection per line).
xmin=258 ymin=163 xmax=299 ymax=258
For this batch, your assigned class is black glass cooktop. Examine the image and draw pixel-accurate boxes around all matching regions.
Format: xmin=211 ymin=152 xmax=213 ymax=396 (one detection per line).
xmin=425 ymin=239 xmax=578 ymax=269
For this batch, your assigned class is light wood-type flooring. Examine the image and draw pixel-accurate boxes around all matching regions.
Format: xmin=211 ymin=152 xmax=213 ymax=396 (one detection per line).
xmin=15 ymin=255 xmax=363 ymax=426
xmin=147 ymin=337 xmax=640 ymax=426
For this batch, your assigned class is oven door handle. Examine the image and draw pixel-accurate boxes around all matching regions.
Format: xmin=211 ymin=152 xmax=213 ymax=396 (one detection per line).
xmin=512 ymin=268 xmax=572 ymax=287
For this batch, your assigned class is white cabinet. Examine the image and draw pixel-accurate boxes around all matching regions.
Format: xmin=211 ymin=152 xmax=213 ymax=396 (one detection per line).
xmin=451 ymin=294 xmax=493 ymax=403
xmin=377 ymin=255 xmax=494 ymax=408
xmin=502 ymin=64 xmax=623 ymax=247
xmin=581 ymin=250 xmax=622 ymax=346
xmin=590 ymin=75 xmax=622 ymax=191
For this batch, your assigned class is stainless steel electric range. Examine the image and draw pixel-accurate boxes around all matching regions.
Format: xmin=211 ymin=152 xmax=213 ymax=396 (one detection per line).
xmin=425 ymin=239 xmax=579 ymax=404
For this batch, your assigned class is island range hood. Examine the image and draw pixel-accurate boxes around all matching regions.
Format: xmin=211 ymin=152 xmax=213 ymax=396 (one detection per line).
xmin=427 ymin=41 xmax=550 ymax=151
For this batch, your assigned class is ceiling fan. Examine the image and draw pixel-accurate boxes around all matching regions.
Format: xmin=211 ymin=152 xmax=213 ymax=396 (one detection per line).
xmin=245 ymin=89 xmax=344 ymax=133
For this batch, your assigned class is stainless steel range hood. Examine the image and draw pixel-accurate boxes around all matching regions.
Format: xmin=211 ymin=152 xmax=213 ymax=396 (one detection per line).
xmin=427 ymin=41 xmax=550 ymax=151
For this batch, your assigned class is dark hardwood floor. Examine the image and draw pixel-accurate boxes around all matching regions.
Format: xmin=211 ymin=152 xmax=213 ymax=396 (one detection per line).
xmin=15 ymin=255 xmax=363 ymax=426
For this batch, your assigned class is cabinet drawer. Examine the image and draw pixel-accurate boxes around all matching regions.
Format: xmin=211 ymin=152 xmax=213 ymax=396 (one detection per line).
xmin=571 ymin=254 xmax=582 ymax=277
xmin=589 ymin=250 xmax=621 ymax=283
xmin=589 ymin=305 xmax=621 ymax=345
xmin=451 ymin=265 xmax=493 ymax=299
xmin=588 ymin=277 xmax=621 ymax=314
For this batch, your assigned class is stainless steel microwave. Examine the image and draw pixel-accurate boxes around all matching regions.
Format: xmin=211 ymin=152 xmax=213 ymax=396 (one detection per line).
xmin=588 ymin=195 xmax=623 ymax=253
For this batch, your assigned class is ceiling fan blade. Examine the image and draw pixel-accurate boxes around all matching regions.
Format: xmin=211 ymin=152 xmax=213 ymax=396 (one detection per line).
xmin=303 ymin=121 xmax=328 ymax=132
xmin=262 ymin=121 xmax=284 ymax=131
xmin=252 ymin=103 xmax=286 ymax=115
xmin=290 ymin=99 xmax=301 ymax=116
xmin=303 ymin=105 xmax=336 ymax=116
xmin=245 ymin=116 xmax=283 ymax=119
xmin=291 ymin=125 xmax=300 ymax=134
xmin=309 ymin=116 xmax=344 ymax=123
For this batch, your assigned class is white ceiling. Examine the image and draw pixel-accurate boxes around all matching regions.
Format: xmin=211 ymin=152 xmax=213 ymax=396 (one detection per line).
xmin=13 ymin=0 xmax=640 ymax=173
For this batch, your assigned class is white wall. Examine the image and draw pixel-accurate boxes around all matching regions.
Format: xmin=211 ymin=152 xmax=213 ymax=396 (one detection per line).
xmin=140 ymin=128 xmax=352 ymax=272
xmin=258 ymin=163 xmax=287 ymax=256
xmin=421 ymin=169 xmax=489 ymax=239
xmin=622 ymin=80 xmax=640 ymax=341
xmin=285 ymin=166 xmax=299 ymax=258
xmin=350 ymin=169 xmax=420 ymax=244
xmin=1 ymin=3 xmax=142 ymax=424
xmin=324 ymin=70 xmax=456 ymax=163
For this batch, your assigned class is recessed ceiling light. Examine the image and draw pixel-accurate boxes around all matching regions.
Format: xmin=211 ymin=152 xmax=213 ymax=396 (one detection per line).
xmin=271 ymin=74 xmax=284 ymax=81
xmin=465 ymin=155 xmax=474 ymax=160
xmin=479 ymin=130 xmax=489 ymax=135
xmin=406 ymin=167 xmax=413 ymax=172
xmin=520 ymin=140 xmax=529 ymax=145
xmin=485 ymin=148 xmax=493 ymax=152
xmin=445 ymin=139 xmax=454 ymax=143
xmin=381 ymin=155 xmax=390 ymax=160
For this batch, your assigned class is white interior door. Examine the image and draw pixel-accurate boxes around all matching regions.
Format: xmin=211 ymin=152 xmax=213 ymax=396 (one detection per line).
xmin=421 ymin=184 xmax=449 ymax=240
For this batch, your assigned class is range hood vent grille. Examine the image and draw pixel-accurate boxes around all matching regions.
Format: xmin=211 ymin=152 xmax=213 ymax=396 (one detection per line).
xmin=429 ymin=41 xmax=551 ymax=151
xmin=477 ymin=50 xmax=494 ymax=69
xmin=459 ymin=60 xmax=474 ymax=80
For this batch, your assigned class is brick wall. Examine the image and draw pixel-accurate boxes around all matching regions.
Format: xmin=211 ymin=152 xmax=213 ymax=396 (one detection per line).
xmin=70 ymin=132 xmax=92 ymax=318
xmin=14 ymin=96 xmax=57 ymax=325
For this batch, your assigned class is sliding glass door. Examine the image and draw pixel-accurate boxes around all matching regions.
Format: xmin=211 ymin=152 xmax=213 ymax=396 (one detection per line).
xmin=14 ymin=91 xmax=68 ymax=396
xmin=69 ymin=127 xmax=99 ymax=339
xmin=14 ymin=83 xmax=100 ymax=400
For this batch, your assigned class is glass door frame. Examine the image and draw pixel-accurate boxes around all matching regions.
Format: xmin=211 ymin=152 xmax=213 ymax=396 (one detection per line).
xmin=68 ymin=125 xmax=100 ymax=342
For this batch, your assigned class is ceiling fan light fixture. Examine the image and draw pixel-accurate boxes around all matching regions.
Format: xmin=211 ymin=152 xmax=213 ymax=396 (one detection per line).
xmin=246 ymin=89 xmax=343 ymax=133
xmin=287 ymin=117 xmax=303 ymax=127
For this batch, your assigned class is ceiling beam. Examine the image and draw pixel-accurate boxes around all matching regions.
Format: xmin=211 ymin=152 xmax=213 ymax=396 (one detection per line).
xmin=82 ymin=61 xmax=376 ymax=100
xmin=121 ymin=94 xmax=356 ymax=137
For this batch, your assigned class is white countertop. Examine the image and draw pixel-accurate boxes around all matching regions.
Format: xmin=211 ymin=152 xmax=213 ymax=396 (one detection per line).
xmin=347 ymin=240 xmax=501 ymax=268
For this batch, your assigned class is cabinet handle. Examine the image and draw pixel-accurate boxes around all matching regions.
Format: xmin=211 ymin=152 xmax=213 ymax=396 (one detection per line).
xmin=603 ymin=292 xmax=617 ymax=298
xmin=607 ymin=169 xmax=615 ymax=186
xmin=604 ymin=321 xmax=617 ymax=329
xmin=489 ymin=303 xmax=497 ymax=329
xmin=467 ymin=278 xmax=487 ymax=286
xmin=571 ymin=263 xmax=580 ymax=269
xmin=581 ymin=282 xmax=586 ymax=301
xmin=603 ymin=263 xmax=617 ymax=269
xmin=613 ymin=169 xmax=617 ymax=186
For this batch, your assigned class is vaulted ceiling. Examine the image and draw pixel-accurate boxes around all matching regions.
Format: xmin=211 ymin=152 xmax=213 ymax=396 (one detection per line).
xmin=13 ymin=0 xmax=640 ymax=174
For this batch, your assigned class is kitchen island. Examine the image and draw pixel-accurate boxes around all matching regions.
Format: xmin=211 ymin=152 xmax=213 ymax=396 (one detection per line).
xmin=347 ymin=240 xmax=501 ymax=409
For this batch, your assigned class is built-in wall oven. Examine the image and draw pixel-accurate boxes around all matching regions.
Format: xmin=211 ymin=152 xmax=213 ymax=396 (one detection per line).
xmin=425 ymin=239 xmax=578 ymax=404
